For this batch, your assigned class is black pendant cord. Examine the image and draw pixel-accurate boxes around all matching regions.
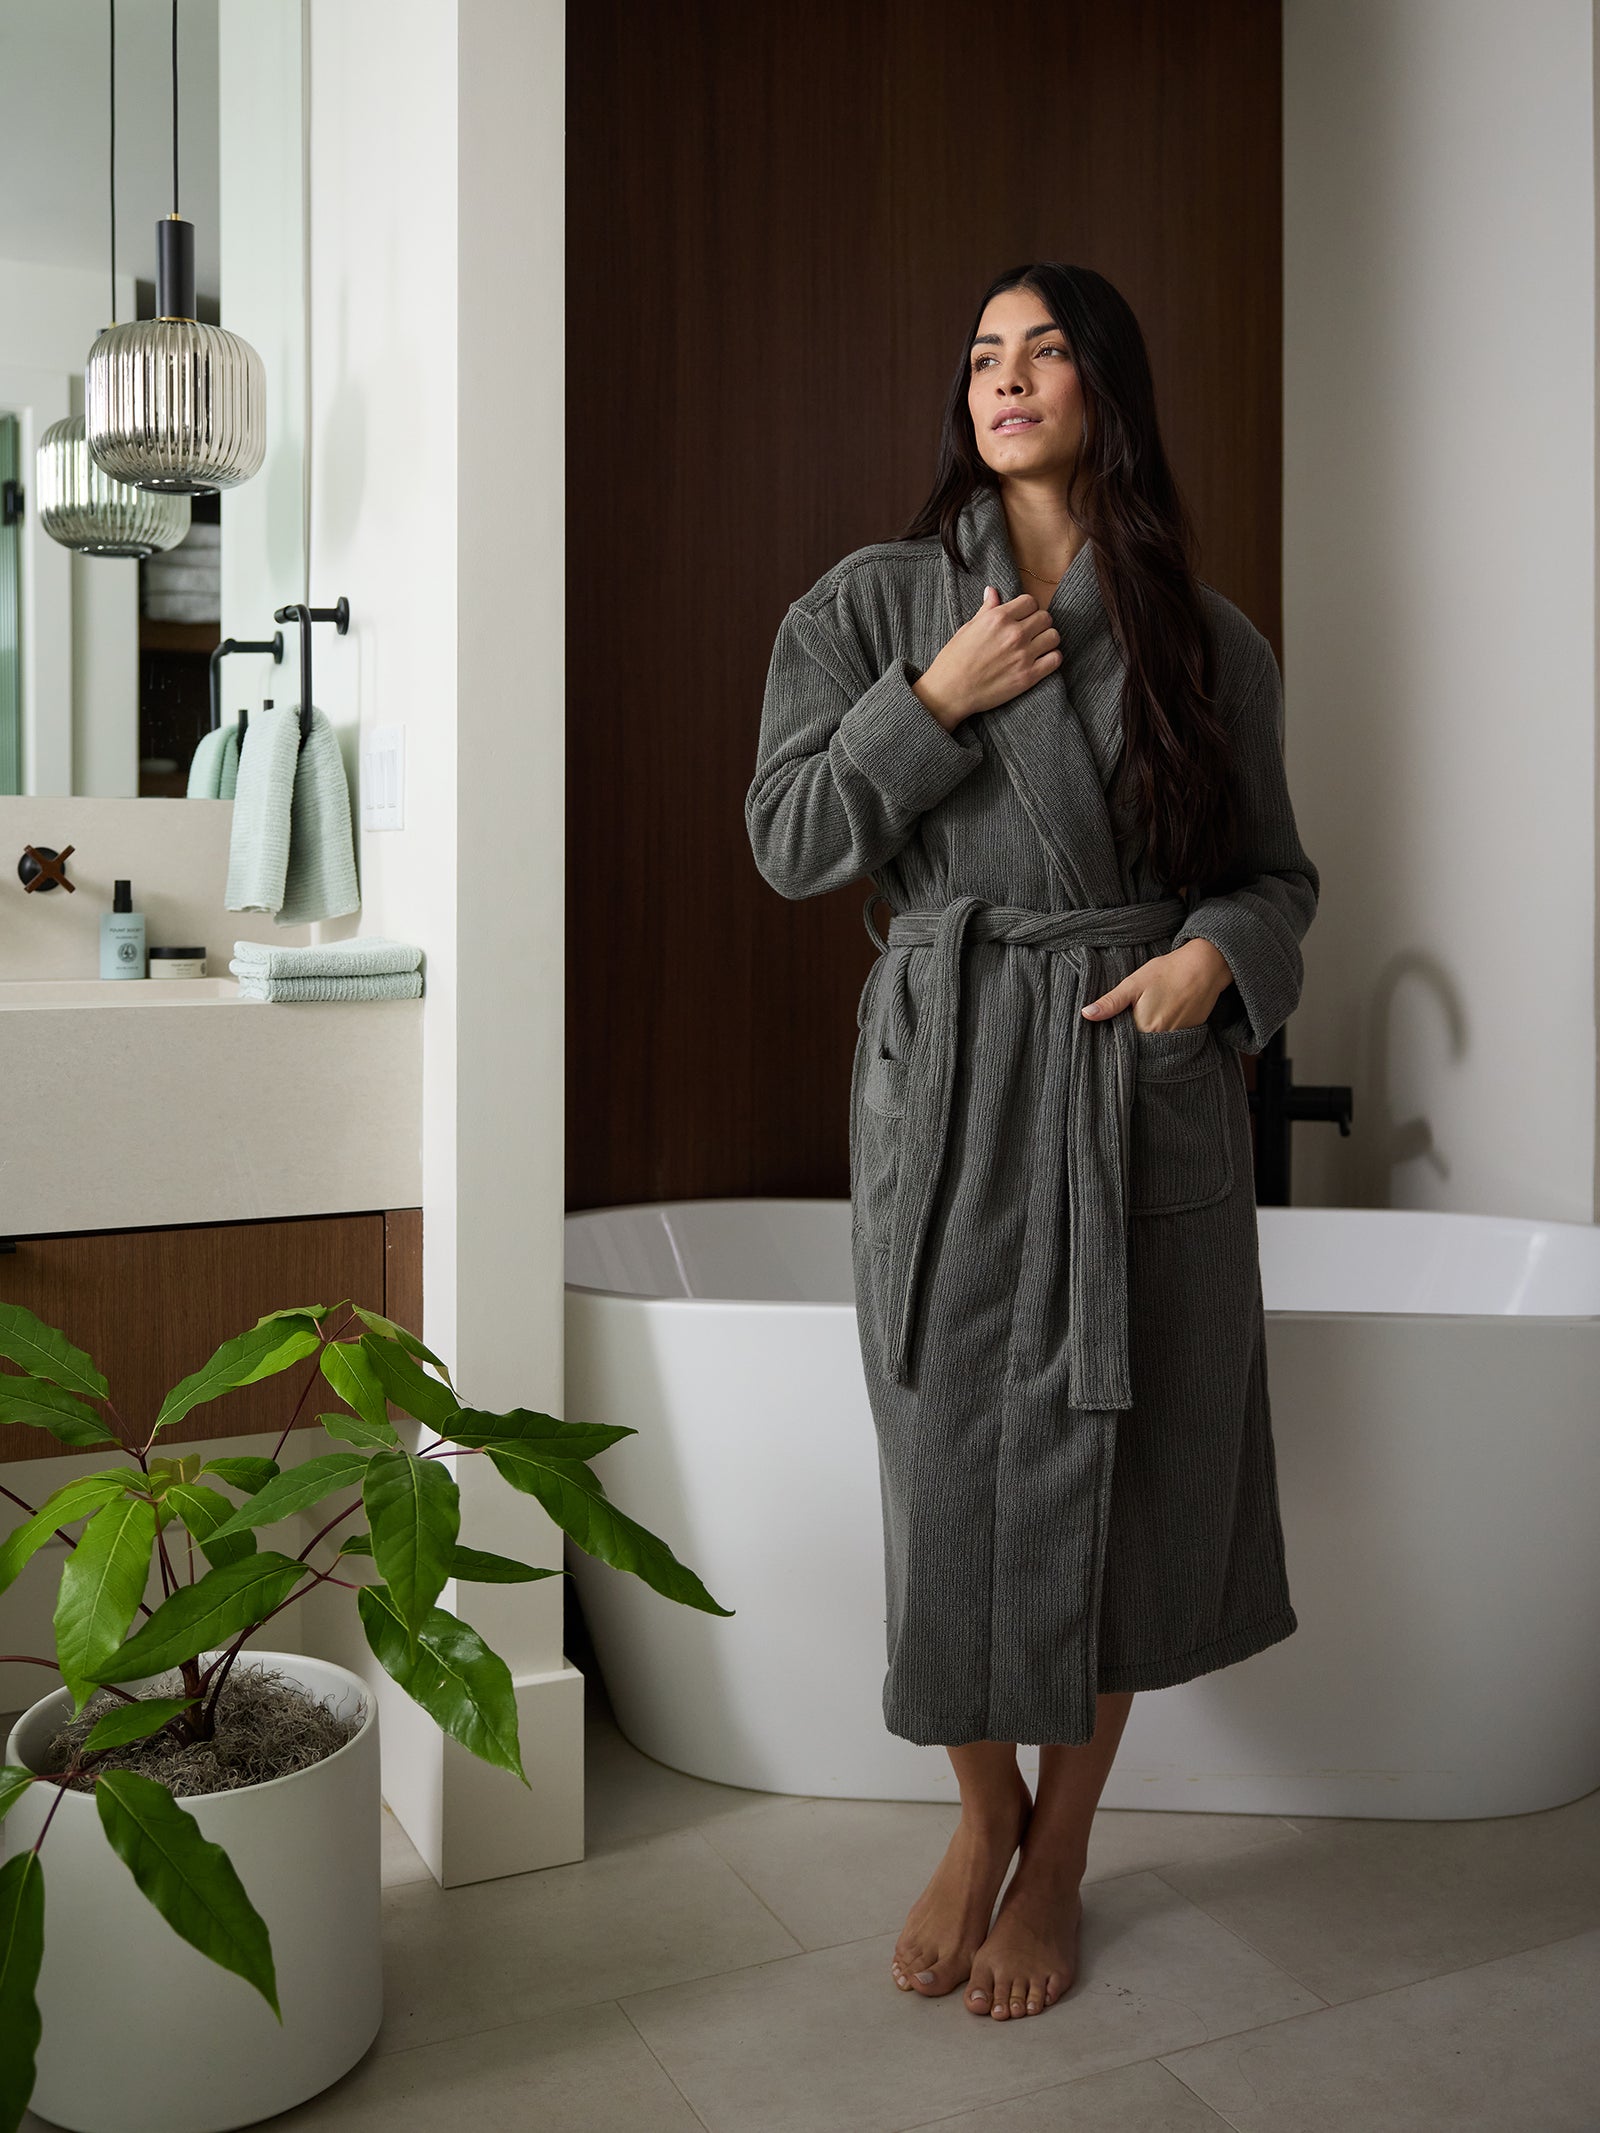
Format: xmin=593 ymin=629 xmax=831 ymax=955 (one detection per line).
xmin=170 ymin=0 xmax=180 ymax=216
xmin=107 ymin=0 xmax=116 ymax=323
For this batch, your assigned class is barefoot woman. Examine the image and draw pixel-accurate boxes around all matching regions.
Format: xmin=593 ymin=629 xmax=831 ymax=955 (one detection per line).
xmin=745 ymin=262 xmax=1318 ymax=2019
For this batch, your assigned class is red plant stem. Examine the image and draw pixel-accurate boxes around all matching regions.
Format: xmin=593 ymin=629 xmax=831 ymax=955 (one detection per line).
xmin=197 ymin=1552 xmax=356 ymax=1725
xmin=31 ymin=1767 xmax=77 ymax=1850
xmin=100 ymin=1397 xmax=136 ymax=1451
xmin=2 ymin=1474 xmax=159 ymax=1621
xmin=297 ymin=1494 xmax=367 ymax=1562
xmin=0 ymin=1655 xmax=139 ymax=1707
xmin=268 ymin=1308 xmax=358 ymax=1466
xmin=153 ymin=1514 xmax=179 ymax=1599
xmin=0 ymin=1481 xmax=90 ymax=1555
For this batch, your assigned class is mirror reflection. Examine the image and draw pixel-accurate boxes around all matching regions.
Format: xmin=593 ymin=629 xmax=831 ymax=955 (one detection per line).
xmin=0 ymin=0 xmax=305 ymax=798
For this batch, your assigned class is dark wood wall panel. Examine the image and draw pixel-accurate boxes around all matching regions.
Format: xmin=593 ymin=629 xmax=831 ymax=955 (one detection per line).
xmin=567 ymin=0 xmax=1282 ymax=1213
xmin=384 ymin=1209 xmax=423 ymax=1339
xmin=0 ymin=1215 xmax=388 ymax=1464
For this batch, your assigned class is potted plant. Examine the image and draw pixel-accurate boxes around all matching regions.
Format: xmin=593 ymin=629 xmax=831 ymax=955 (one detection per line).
xmin=0 ymin=1298 xmax=729 ymax=2133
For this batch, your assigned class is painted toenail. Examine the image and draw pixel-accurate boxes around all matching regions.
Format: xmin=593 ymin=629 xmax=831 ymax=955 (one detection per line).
xmin=915 ymin=1969 xmax=934 ymax=1983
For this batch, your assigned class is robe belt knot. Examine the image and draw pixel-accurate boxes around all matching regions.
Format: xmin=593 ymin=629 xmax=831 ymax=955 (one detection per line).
xmin=867 ymin=891 xmax=1190 ymax=1403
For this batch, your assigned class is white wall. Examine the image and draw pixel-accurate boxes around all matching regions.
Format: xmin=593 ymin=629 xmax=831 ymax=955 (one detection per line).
xmin=1285 ymin=0 xmax=1596 ymax=1220
xmin=218 ymin=0 xmax=309 ymax=664
xmin=306 ymin=0 xmax=576 ymax=1886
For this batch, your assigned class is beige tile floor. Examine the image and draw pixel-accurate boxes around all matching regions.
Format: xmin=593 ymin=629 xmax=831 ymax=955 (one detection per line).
xmin=11 ymin=1661 xmax=1600 ymax=2133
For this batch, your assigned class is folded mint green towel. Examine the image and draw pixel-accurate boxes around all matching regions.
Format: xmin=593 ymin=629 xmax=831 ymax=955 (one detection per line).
xmin=229 ymin=968 xmax=423 ymax=1003
xmin=224 ymin=705 xmax=360 ymax=926
xmin=187 ymin=722 xmax=240 ymax=798
xmin=231 ymin=937 xmax=422 ymax=979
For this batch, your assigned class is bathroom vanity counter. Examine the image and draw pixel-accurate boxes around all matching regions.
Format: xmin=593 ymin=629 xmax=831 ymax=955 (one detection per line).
xmin=0 ymin=978 xmax=422 ymax=1232
xmin=0 ymin=976 xmax=245 ymax=1008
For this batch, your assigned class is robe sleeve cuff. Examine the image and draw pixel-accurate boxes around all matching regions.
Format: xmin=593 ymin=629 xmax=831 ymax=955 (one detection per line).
xmin=836 ymin=658 xmax=982 ymax=817
xmin=1168 ymin=637 xmax=1319 ymax=1055
xmin=1173 ymin=901 xmax=1305 ymax=1055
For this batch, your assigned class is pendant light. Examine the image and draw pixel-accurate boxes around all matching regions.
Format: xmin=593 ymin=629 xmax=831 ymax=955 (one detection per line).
xmin=38 ymin=2 xmax=190 ymax=556
xmin=85 ymin=0 xmax=265 ymax=494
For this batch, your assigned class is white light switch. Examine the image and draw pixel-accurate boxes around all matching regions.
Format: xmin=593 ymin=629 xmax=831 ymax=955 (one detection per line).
xmin=361 ymin=724 xmax=405 ymax=831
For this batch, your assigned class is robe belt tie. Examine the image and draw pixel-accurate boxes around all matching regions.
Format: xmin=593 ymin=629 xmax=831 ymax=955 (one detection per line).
xmin=864 ymin=891 xmax=1190 ymax=1404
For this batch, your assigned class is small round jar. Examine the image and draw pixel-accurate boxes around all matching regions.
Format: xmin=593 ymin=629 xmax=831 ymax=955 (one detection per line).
xmin=148 ymin=945 xmax=206 ymax=980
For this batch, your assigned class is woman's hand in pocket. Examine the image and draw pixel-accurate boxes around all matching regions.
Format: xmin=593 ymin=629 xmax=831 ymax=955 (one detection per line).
xmin=1081 ymin=938 xmax=1235 ymax=1032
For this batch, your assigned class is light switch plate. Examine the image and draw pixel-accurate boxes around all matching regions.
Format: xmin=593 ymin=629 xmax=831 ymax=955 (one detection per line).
xmin=361 ymin=723 xmax=405 ymax=831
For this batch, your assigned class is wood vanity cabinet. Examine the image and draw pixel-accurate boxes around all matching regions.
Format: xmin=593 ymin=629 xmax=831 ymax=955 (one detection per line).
xmin=0 ymin=1209 xmax=422 ymax=1464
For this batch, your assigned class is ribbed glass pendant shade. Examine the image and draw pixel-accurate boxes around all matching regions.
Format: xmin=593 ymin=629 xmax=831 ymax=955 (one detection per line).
xmin=36 ymin=413 xmax=191 ymax=557
xmin=84 ymin=311 xmax=265 ymax=495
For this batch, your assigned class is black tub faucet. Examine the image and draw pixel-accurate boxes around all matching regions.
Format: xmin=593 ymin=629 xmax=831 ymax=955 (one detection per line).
xmin=1249 ymin=1025 xmax=1352 ymax=1203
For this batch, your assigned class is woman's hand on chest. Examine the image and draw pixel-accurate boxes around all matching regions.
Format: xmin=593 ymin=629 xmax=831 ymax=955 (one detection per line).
xmin=1080 ymin=937 xmax=1235 ymax=1033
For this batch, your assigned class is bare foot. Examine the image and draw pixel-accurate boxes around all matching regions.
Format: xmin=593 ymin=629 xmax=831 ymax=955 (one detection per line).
xmin=890 ymin=1776 xmax=1033 ymax=1999
xmin=964 ymin=1853 xmax=1083 ymax=2018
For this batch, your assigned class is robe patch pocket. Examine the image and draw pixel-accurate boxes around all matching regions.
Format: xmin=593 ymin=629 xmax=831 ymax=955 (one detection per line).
xmin=853 ymin=1051 xmax=907 ymax=1250
xmin=852 ymin=951 xmax=915 ymax=1250
xmin=1128 ymin=1021 xmax=1234 ymax=1215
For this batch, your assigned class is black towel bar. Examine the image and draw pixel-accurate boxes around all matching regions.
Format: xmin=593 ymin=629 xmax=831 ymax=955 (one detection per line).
xmin=273 ymin=598 xmax=352 ymax=744
xmin=208 ymin=632 xmax=283 ymax=732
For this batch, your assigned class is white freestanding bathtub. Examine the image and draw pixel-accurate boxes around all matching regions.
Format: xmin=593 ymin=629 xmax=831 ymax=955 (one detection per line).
xmin=564 ymin=1199 xmax=1600 ymax=1819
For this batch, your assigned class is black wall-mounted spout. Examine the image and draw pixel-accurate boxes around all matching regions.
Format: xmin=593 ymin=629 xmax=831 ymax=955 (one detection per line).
xmin=1249 ymin=1025 xmax=1353 ymax=1203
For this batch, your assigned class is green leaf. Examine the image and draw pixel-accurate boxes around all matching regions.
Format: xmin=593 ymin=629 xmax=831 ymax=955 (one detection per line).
xmin=319 ymin=1341 xmax=399 ymax=1447
xmin=350 ymin=1306 xmax=454 ymax=1385
xmin=255 ymin=1303 xmax=331 ymax=1328
xmin=0 ymin=1769 xmax=36 ymax=1823
xmin=144 ymin=1456 xmax=210 ymax=1501
xmin=483 ymin=1444 xmax=733 ymax=1617
xmin=205 ymin=1453 xmax=370 ymax=1541
xmin=164 ymin=1484 xmax=259 ymax=1570
xmin=55 ymin=1495 xmax=160 ymax=1711
xmin=359 ymin=1335 xmax=462 ymax=1432
xmin=96 ymin=1771 xmax=279 ymax=2017
xmin=0 ymin=1849 xmax=44 ymax=2133
xmin=0 ymin=1471 xmax=137 ymax=1603
xmin=442 ymin=1405 xmax=636 ymax=1461
xmin=0 ymin=1373 xmax=118 ymax=1448
xmin=0 ymin=1300 xmax=108 ymax=1400
xmin=153 ymin=1320 xmax=323 ymax=1437
xmin=317 ymin=1408 xmax=400 ymax=1453
xmin=198 ymin=1456 xmax=280 ymax=1496
xmin=83 ymin=1694 xmax=201 ymax=1754
xmin=362 ymin=1449 xmax=460 ymax=1641
xmin=93 ymin=1554 xmax=308 ymax=1683
xmin=332 ymin=1533 xmax=554 ymax=1585
xmin=449 ymin=1544 xmax=561 ymax=1584
xmin=357 ymin=1584 xmax=527 ymax=1784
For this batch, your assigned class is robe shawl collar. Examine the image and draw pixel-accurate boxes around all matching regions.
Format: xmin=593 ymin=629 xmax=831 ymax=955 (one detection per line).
xmin=938 ymin=481 xmax=1130 ymax=909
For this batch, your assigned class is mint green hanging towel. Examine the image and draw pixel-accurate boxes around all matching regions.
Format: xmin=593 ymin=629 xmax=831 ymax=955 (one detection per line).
xmin=186 ymin=721 xmax=240 ymax=798
xmin=224 ymin=704 xmax=360 ymax=925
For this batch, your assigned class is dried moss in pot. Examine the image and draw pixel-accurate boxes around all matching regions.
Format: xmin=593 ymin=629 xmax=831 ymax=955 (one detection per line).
xmin=37 ymin=1663 xmax=362 ymax=1796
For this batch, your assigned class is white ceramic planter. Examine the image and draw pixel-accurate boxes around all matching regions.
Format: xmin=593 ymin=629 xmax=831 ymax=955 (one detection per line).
xmin=3 ymin=1650 xmax=383 ymax=2133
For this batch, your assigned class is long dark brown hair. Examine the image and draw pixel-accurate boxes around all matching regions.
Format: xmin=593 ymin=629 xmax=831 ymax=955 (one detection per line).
xmin=898 ymin=261 xmax=1242 ymax=897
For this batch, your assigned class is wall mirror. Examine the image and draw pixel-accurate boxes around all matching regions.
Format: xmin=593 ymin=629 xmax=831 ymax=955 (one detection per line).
xmin=0 ymin=0 xmax=306 ymax=798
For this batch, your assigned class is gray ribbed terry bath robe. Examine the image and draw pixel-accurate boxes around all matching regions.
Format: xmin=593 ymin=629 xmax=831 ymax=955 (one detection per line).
xmin=745 ymin=483 xmax=1320 ymax=1748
